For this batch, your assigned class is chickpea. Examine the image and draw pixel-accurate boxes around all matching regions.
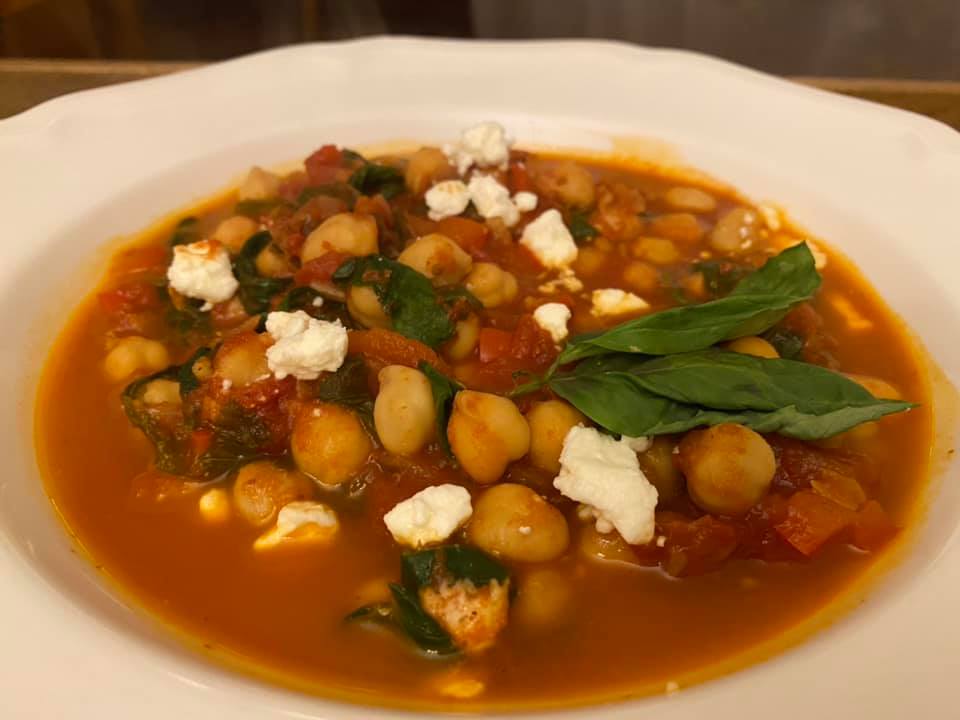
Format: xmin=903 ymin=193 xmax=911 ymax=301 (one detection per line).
xmin=468 ymin=484 xmax=569 ymax=562
xmin=631 ymin=237 xmax=680 ymax=265
xmin=212 ymin=215 xmax=258 ymax=254
xmin=622 ymin=261 xmax=660 ymax=294
xmin=405 ymin=147 xmax=455 ymax=195
xmin=301 ymin=212 xmax=378 ymax=263
xmin=255 ymin=244 xmax=292 ymax=278
xmin=238 ymin=166 xmax=280 ymax=201
xmin=512 ymin=568 xmax=574 ymax=631
xmin=578 ymin=523 xmax=640 ymax=565
xmin=447 ymin=390 xmax=530 ymax=484
xmin=103 ymin=336 xmax=170 ymax=382
xmin=526 ymin=401 xmax=586 ymax=474
xmin=535 ymin=160 xmax=596 ymax=208
xmin=726 ymin=336 xmax=779 ymax=359
xmin=710 ymin=207 xmax=760 ymax=253
xmin=233 ymin=460 xmax=315 ymax=527
xmin=443 ymin=314 xmax=480 ymax=361
xmin=346 ymin=285 xmax=391 ymax=329
xmin=398 ymin=234 xmax=473 ymax=285
xmin=677 ymin=423 xmax=775 ymax=515
xmin=663 ymin=187 xmax=717 ymax=214
xmin=845 ymin=373 xmax=902 ymax=400
xmin=214 ymin=332 xmax=270 ymax=387
xmin=464 ymin=262 xmax=518 ymax=309
xmin=141 ymin=378 xmax=181 ymax=406
xmin=374 ymin=365 xmax=436 ymax=456
xmin=291 ymin=401 xmax=373 ymax=485
xmin=647 ymin=213 xmax=705 ymax=243
xmin=636 ymin=437 xmax=683 ymax=504
xmin=572 ymin=246 xmax=608 ymax=276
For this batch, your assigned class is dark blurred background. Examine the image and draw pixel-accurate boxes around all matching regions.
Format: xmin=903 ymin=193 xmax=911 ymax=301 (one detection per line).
xmin=1 ymin=0 xmax=958 ymax=79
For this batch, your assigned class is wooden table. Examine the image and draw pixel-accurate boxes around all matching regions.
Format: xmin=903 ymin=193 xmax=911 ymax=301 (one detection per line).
xmin=2 ymin=59 xmax=959 ymax=131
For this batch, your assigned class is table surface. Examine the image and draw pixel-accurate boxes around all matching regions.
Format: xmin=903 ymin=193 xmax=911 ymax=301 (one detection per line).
xmin=2 ymin=58 xmax=960 ymax=131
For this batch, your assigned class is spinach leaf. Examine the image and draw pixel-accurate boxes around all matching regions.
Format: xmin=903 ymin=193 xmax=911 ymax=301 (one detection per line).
xmin=296 ymin=182 xmax=359 ymax=209
xmin=122 ymin=367 xmax=190 ymax=474
xmin=693 ymin=259 xmax=748 ymax=297
xmin=169 ymin=217 xmax=199 ymax=247
xmin=401 ymin=549 xmax=438 ymax=589
xmin=277 ymin=285 xmax=323 ymax=313
xmin=559 ymin=243 xmax=821 ymax=363
xmin=388 ymin=584 xmax=457 ymax=654
xmin=762 ymin=327 xmax=805 ymax=360
xmin=177 ymin=346 xmax=214 ymax=397
xmin=349 ymin=162 xmax=405 ymax=200
xmin=310 ymin=355 xmax=375 ymax=433
xmin=568 ymin=210 xmax=598 ymax=243
xmin=418 ymin=362 xmax=462 ymax=457
xmin=165 ymin=295 xmax=210 ymax=336
xmin=234 ymin=231 xmax=292 ymax=315
xmin=401 ymin=545 xmax=508 ymax=589
xmin=550 ymin=351 xmax=914 ymax=440
xmin=195 ymin=402 xmax=272 ymax=479
xmin=334 ymin=255 xmax=469 ymax=347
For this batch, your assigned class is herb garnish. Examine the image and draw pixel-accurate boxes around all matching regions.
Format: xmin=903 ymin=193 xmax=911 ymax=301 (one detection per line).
xmin=348 ymin=162 xmax=405 ymax=200
xmin=234 ymin=231 xmax=292 ymax=315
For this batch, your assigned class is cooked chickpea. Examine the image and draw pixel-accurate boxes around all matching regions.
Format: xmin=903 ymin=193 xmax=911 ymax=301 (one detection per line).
xmin=447 ymin=391 xmax=530 ymax=484
xmin=710 ymin=207 xmax=760 ymax=253
xmin=631 ymin=237 xmax=680 ymax=265
xmin=443 ymin=314 xmax=480 ymax=361
xmin=526 ymin=400 xmax=586 ymax=474
xmin=212 ymin=215 xmax=258 ymax=254
xmin=648 ymin=213 xmax=704 ymax=243
xmin=572 ymin=246 xmax=608 ymax=276
xmin=103 ymin=336 xmax=170 ymax=382
xmin=535 ymin=160 xmax=596 ymax=208
xmin=255 ymin=244 xmax=292 ymax=278
xmin=468 ymin=484 xmax=569 ymax=562
xmin=198 ymin=487 xmax=231 ymax=524
xmin=677 ymin=423 xmax=775 ymax=516
xmin=464 ymin=262 xmax=518 ymax=309
xmin=214 ymin=332 xmax=270 ymax=387
xmin=398 ymin=234 xmax=473 ymax=285
xmin=845 ymin=373 xmax=902 ymax=400
xmin=141 ymin=378 xmax=181 ymax=406
xmin=578 ymin=523 xmax=640 ymax=565
xmin=726 ymin=336 xmax=779 ymax=359
xmin=512 ymin=568 xmax=574 ymax=631
xmin=346 ymin=285 xmax=391 ymax=329
xmin=301 ymin=212 xmax=378 ymax=263
xmin=622 ymin=261 xmax=660 ymax=294
xmin=233 ymin=460 xmax=315 ymax=527
xmin=636 ymin=437 xmax=683 ymax=503
xmin=238 ymin=166 xmax=280 ymax=201
xmin=405 ymin=147 xmax=455 ymax=195
xmin=664 ymin=187 xmax=717 ymax=214
xmin=291 ymin=401 xmax=373 ymax=485
xmin=374 ymin=365 xmax=436 ymax=456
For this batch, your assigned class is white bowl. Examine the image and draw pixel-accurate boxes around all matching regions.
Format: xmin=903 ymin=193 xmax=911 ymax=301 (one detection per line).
xmin=1 ymin=38 xmax=959 ymax=719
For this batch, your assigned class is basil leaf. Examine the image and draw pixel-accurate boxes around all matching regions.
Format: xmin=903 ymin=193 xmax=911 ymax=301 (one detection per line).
xmin=296 ymin=182 xmax=359 ymax=209
xmin=693 ymin=259 xmax=748 ymax=297
xmin=418 ymin=362 xmax=462 ymax=457
xmin=234 ymin=231 xmax=293 ymax=315
xmin=169 ymin=217 xmax=199 ymax=247
xmin=762 ymin=327 xmax=805 ymax=360
xmin=568 ymin=211 xmax=598 ymax=243
xmin=559 ymin=243 xmax=820 ymax=363
xmin=550 ymin=352 xmax=914 ymax=440
xmin=388 ymin=584 xmax=457 ymax=654
xmin=349 ymin=162 xmax=405 ymax=200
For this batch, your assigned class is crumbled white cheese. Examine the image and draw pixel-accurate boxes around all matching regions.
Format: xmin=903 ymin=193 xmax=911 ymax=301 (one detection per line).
xmin=520 ymin=209 xmax=578 ymax=269
xmin=655 ymin=535 xmax=667 ymax=548
xmin=383 ymin=484 xmax=473 ymax=548
xmin=467 ymin=174 xmax=520 ymax=227
xmin=254 ymin=501 xmax=339 ymax=551
xmin=221 ymin=378 xmax=233 ymax=391
xmin=167 ymin=239 xmax=239 ymax=310
xmin=620 ymin=435 xmax=651 ymax=453
xmin=513 ymin=191 xmax=538 ymax=212
xmin=443 ymin=121 xmax=513 ymax=175
xmin=265 ymin=310 xmax=348 ymax=380
xmin=538 ymin=268 xmax=584 ymax=294
xmin=533 ymin=302 xmax=572 ymax=343
xmin=554 ymin=425 xmax=659 ymax=544
xmin=312 ymin=296 xmax=325 ymax=307
xmin=591 ymin=288 xmax=650 ymax=316
xmin=425 ymin=179 xmax=471 ymax=221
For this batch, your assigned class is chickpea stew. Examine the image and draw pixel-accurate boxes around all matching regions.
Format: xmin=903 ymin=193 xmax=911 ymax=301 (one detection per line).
xmin=37 ymin=122 xmax=931 ymax=709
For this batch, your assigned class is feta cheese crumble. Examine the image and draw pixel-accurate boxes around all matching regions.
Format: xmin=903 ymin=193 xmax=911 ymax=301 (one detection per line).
xmin=425 ymin=179 xmax=471 ymax=221
xmin=513 ymin=191 xmax=538 ymax=212
xmin=443 ymin=121 xmax=512 ymax=175
xmin=383 ymin=484 xmax=473 ymax=548
xmin=533 ymin=302 xmax=572 ymax=343
xmin=467 ymin=175 xmax=520 ymax=226
xmin=166 ymin=239 xmax=238 ymax=310
xmin=520 ymin=209 xmax=578 ymax=269
xmin=538 ymin=268 xmax=584 ymax=294
xmin=591 ymin=288 xmax=650 ymax=317
xmin=253 ymin=501 xmax=339 ymax=551
xmin=265 ymin=310 xmax=348 ymax=380
xmin=620 ymin=435 xmax=651 ymax=453
xmin=554 ymin=425 xmax=659 ymax=545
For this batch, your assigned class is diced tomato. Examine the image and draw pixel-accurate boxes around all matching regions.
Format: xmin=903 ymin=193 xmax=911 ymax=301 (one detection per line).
xmin=657 ymin=514 xmax=740 ymax=577
xmin=190 ymin=428 xmax=214 ymax=458
xmin=405 ymin=213 xmax=436 ymax=238
xmin=348 ymin=329 xmax=452 ymax=375
xmin=851 ymin=500 xmax=898 ymax=551
xmin=294 ymin=251 xmax=352 ymax=285
xmin=305 ymin=144 xmax=343 ymax=184
xmin=98 ymin=282 xmax=160 ymax=315
xmin=769 ymin=435 xmax=866 ymax=494
xmin=109 ymin=244 xmax=170 ymax=275
xmin=478 ymin=328 xmax=513 ymax=363
xmin=508 ymin=161 xmax=534 ymax=193
xmin=775 ymin=490 xmax=854 ymax=556
xmin=278 ymin=170 xmax=309 ymax=202
xmin=435 ymin=217 xmax=489 ymax=257
xmin=355 ymin=195 xmax=393 ymax=227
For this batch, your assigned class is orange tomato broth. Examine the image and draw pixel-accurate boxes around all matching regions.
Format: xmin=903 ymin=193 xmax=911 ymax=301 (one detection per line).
xmin=35 ymin=150 xmax=932 ymax=711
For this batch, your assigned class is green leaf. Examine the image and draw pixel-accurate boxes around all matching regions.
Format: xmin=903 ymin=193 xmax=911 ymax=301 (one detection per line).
xmin=277 ymin=285 xmax=323 ymax=313
xmin=692 ymin=259 xmax=748 ymax=297
xmin=122 ymin=367 xmax=189 ymax=474
xmin=568 ymin=210 xmax=598 ymax=243
xmin=550 ymin=351 xmax=914 ymax=440
xmin=169 ymin=217 xmax=199 ymax=247
xmin=418 ymin=362 xmax=462 ymax=457
xmin=388 ymin=584 xmax=457 ymax=654
xmin=234 ymin=231 xmax=293 ymax=315
xmin=296 ymin=182 xmax=359 ymax=209
xmin=164 ymin=294 xmax=210 ymax=336
xmin=443 ymin=545 xmax=510 ymax=586
xmin=559 ymin=243 xmax=821 ymax=363
xmin=762 ymin=327 xmax=805 ymax=360
xmin=177 ymin=346 xmax=214 ymax=397
xmin=401 ymin=549 xmax=438 ymax=590
xmin=310 ymin=355 xmax=375 ymax=433
xmin=349 ymin=162 xmax=405 ymax=200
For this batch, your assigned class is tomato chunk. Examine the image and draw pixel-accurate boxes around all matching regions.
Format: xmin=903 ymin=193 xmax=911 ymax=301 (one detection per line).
xmin=775 ymin=490 xmax=854 ymax=556
xmin=657 ymin=514 xmax=740 ymax=577
xmin=348 ymin=329 xmax=451 ymax=375
xmin=98 ymin=282 xmax=161 ymax=314
xmin=294 ymin=251 xmax=351 ymax=285
xmin=435 ymin=217 xmax=489 ymax=257
xmin=851 ymin=500 xmax=898 ymax=551
xmin=305 ymin=144 xmax=343 ymax=184
xmin=478 ymin=328 xmax=513 ymax=363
